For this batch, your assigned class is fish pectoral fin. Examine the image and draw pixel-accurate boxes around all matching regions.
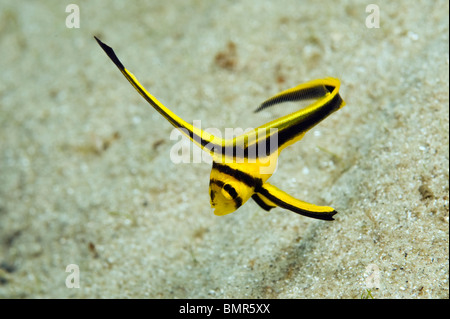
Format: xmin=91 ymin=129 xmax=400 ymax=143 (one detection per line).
xmin=251 ymin=193 xmax=276 ymax=211
xmin=256 ymin=183 xmax=337 ymax=221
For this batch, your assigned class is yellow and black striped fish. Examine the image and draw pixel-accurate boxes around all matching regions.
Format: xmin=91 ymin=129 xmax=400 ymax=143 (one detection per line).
xmin=95 ymin=37 xmax=345 ymax=221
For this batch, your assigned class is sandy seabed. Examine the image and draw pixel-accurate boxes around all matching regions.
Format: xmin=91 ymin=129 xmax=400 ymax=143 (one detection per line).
xmin=0 ymin=0 xmax=448 ymax=298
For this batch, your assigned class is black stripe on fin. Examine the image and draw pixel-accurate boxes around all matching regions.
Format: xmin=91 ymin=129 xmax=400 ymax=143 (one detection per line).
xmin=258 ymin=187 xmax=337 ymax=221
xmin=94 ymin=36 xmax=125 ymax=70
xmin=252 ymin=194 xmax=276 ymax=211
xmin=255 ymin=86 xmax=329 ymax=113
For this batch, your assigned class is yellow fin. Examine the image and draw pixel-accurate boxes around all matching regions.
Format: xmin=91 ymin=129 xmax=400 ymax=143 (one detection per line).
xmin=256 ymin=183 xmax=337 ymax=220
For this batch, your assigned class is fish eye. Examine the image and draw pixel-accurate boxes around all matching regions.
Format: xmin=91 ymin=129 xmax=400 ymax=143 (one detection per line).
xmin=221 ymin=183 xmax=238 ymax=200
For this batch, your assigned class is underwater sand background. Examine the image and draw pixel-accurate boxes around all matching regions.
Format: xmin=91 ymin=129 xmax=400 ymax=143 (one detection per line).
xmin=0 ymin=0 xmax=448 ymax=298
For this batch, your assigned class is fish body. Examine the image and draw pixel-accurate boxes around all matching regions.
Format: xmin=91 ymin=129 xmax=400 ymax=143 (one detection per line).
xmin=95 ymin=37 xmax=345 ymax=220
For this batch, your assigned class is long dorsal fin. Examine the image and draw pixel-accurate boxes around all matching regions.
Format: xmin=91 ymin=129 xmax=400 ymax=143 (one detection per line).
xmin=95 ymin=36 xmax=223 ymax=155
